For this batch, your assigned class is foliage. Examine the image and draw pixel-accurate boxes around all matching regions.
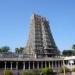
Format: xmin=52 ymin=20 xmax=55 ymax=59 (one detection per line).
xmin=4 ymin=70 xmax=13 ymax=75
xmin=0 ymin=48 xmax=2 ymax=53
xmin=21 ymin=70 xmax=41 ymax=75
xmin=21 ymin=71 xmax=29 ymax=75
xmin=72 ymin=44 xmax=75 ymax=50
xmin=62 ymin=50 xmax=74 ymax=56
xmin=62 ymin=44 xmax=75 ymax=56
xmin=72 ymin=68 xmax=75 ymax=72
xmin=41 ymin=67 xmax=53 ymax=75
xmin=15 ymin=47 xmax=24 ymax=54
xmin=0 ymin=46 xmax=10 ymax=53
xmin=60 ymin=67 xmax=70 ymax=73
xmin=32 ymin=69 xmax=40 ymax=75
xmin=21 ymin=71 xmax=33 ymax=75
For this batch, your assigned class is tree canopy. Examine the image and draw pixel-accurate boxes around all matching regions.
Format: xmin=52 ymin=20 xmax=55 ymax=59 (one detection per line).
xmin=15 ymin=47 xmax=24 ymax=54
xmin=72 ymin=44 xmax=75 ymax=50
xmin=62 ymin=44 xmax=75 ymax=56
xmin=0 ymin=46 xmax=10 ymax=53
xmin=62 ymin=50 xmax=74 ymax=56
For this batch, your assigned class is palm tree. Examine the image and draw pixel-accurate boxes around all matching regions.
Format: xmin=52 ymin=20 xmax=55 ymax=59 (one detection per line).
xmin=15 ymin=48 xmax=19 ymax=54
xmin=20 ymin=47 xmax=24 ymax=53
xmin=15 ymin=47 xmax=24 ymax=54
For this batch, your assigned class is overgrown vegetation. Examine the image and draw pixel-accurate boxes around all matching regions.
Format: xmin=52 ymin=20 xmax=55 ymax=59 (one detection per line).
xmin=0 ymin=46 xmax=24 ymax=54
xmin=41 ymin=67 xmax=53 ymax=75
xmin=21 ymin=70 xmax=40 ymax=75
xmin=60 ymin=67 xmax=70 ymax=73
xmin=21 ymin=67 xmax=53 ymax=75
xmin=72 ymin=68 xmax=75 ymax=72
xmin=62 ymin=44 xmax=75 ymax=56
xmin=4 ymin=70 xmax=13 ymax=75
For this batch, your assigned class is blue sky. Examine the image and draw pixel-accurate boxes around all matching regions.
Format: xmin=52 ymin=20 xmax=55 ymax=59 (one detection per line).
xmin=0 ymin=0 xmax=75 ymax=52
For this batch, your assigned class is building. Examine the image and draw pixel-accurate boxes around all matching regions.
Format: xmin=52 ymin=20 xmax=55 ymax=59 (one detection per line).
xmin=0 ymin=53 xmax=75 ymax=71
xmin=24 ymin=14 xmax=60 ymax=58
xmin=0 ymin=14 xmax=75 ymax=72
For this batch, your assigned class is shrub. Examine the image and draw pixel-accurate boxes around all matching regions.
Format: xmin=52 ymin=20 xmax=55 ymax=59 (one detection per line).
xmin=21 ymin=71 xmax=29 ymax=75
xmin=41 ymin=67 xmax=53 ymax=75
xmin=32 ymin=69 xmax=40 ymax=75
xmin=21 ymin=71 xmax=33 ymax=75
xmin=4 ymin=70 xmax=13 ymax=75
xmin=60 ymin=67 xmax=70 ymax=73
xmin=21 ymin=70 xmax=40 ymax=75
xmin=72 ymin=68 xmax=75 ymax=72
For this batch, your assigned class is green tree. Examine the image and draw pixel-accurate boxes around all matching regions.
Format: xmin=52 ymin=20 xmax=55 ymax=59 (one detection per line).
xmin=15 ymin=48 xmax=19 ymax=53
xmin=1 ymin=46 xmax=10 ymax=53
xmin=62 ymin=50 xmax=74 ymax=56
xmin=15 ymin=47 xmax=24 ymax=54
xmin=72 ymin=44 xmax=75 ymax=55
xmin=20 ymin=47 xmax=24 ymax=52
xmin=72 ymin=44 xmax=75 ymax=50
xmin=0 ymin=48 xmax=2 ymax=53
xmin=41 ymin=67 xmax=53 ymax=75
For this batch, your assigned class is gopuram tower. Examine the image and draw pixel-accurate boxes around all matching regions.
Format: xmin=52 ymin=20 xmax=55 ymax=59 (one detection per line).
xmin=24 ymin=14 xmax=60 ymax=58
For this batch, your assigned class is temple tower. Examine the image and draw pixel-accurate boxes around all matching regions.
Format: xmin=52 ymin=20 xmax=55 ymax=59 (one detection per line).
xmin=24 ymin=14 xmax=60 ymax=58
